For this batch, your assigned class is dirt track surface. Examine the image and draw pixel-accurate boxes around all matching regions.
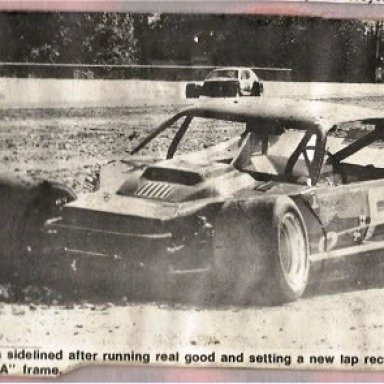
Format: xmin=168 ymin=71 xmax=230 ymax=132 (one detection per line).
xmin=0 ymin=104 xmax=182 ymax=193
xmin=2 ymin=93 xmax=384 ymax=374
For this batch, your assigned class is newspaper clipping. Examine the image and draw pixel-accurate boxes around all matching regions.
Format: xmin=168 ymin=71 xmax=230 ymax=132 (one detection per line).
xmin=1 ymin=7 xmax=384 ymax=378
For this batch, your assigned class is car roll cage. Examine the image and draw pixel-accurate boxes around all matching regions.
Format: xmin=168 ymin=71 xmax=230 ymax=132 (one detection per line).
xmin=130 ymin=112 xmax=328 ymax=186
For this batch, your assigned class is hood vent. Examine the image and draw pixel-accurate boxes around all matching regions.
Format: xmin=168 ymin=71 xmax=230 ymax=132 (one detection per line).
xmin=142 ymin=167 xmax=202 ymax=186
xmin=134 ymin=181 xmax=175 ymax=200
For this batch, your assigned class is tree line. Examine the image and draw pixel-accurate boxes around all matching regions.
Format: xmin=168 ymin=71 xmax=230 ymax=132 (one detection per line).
xmin=0 ymin=12 xmax=379 ymax=81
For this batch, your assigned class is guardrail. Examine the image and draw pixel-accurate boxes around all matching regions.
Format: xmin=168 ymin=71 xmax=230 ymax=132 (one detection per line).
xmin=0 ymin=62 xmax=292 ymax=81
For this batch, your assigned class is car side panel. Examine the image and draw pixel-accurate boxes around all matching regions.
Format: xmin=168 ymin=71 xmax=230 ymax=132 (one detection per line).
xmin=308 ymin=180 xmax=384 ymax=253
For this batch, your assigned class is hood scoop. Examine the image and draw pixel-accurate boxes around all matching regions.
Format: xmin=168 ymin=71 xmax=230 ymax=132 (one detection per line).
xmin=131 ymin=164 xmax=207 ymax=200
xmin=140 ymin=159 xmax=233 ymax=185
xmin=140 ymin=166 xmax=203 ymax=186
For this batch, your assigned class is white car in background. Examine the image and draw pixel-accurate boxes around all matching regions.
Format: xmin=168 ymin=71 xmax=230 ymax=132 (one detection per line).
xmin=186 ymin=67 xmax=264 ymax=98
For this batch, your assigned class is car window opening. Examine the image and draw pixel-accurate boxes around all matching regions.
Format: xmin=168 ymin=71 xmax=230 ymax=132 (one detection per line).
xmin=237 ymin=121 xmax=319 ymax=185
xmin=322 ymin=122 xmax=384 ymax=185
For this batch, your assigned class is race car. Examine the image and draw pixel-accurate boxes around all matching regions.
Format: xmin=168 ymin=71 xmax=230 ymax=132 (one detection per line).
xmin=186 ymin=67 xmax=264 ymax=99
xmin=36 ymin=97 xmax=384 ymax=304
xmin=5 ymin=98 xmax=384 ymax=303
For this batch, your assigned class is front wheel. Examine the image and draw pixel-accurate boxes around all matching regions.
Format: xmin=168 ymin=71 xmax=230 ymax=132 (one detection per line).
xmin=213 ymin=198 xmax=309 ymax=305
xmin=185 ymin=83 xmax=200 ymax=99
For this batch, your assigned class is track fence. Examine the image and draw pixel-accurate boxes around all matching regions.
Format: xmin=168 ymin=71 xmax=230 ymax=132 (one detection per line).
xmin=0 ymin=62 xmax=292 ymax=81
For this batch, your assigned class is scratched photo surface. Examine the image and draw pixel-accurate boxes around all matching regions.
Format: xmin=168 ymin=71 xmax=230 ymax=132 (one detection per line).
xmin=2 ymin=10 xmax=384 ymax=377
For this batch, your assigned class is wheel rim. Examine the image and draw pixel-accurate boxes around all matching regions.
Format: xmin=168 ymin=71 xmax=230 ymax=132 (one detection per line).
xmin=279 ymin=212 xmax=307 ymax=290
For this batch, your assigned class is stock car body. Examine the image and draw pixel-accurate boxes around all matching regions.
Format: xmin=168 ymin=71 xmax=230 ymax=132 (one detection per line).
xmin=43 ymin=98 xmax=384 ymax=303
xmin=186 ymin=67 xmax=264 ymax=99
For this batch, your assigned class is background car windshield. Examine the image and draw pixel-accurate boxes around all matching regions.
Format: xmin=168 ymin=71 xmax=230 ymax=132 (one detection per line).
xmin=207 ymin=69 xmax=238 ymax=79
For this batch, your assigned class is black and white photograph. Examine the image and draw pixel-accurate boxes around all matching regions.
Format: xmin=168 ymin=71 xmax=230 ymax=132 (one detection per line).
xmin=2 ymin=5 xmax=384 ymax=377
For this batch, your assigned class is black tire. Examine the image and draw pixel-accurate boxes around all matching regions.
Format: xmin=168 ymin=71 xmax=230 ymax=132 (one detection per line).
xmin=213 ymin=201 xmax=272 ymax=305
xmin=185 ymin=83 xmax=200 ymax=99
xmin=251 ymin=81 xmax=263 ymax=96
xmin=12 ymin=181 xmax=77 ymax=285
xmin=213 ymin=197 xmax=309 ymax=305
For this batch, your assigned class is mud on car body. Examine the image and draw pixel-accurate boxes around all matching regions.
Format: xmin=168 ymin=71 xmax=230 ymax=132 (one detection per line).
xmin=186 ymin=67 xmax=264 ymax=99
